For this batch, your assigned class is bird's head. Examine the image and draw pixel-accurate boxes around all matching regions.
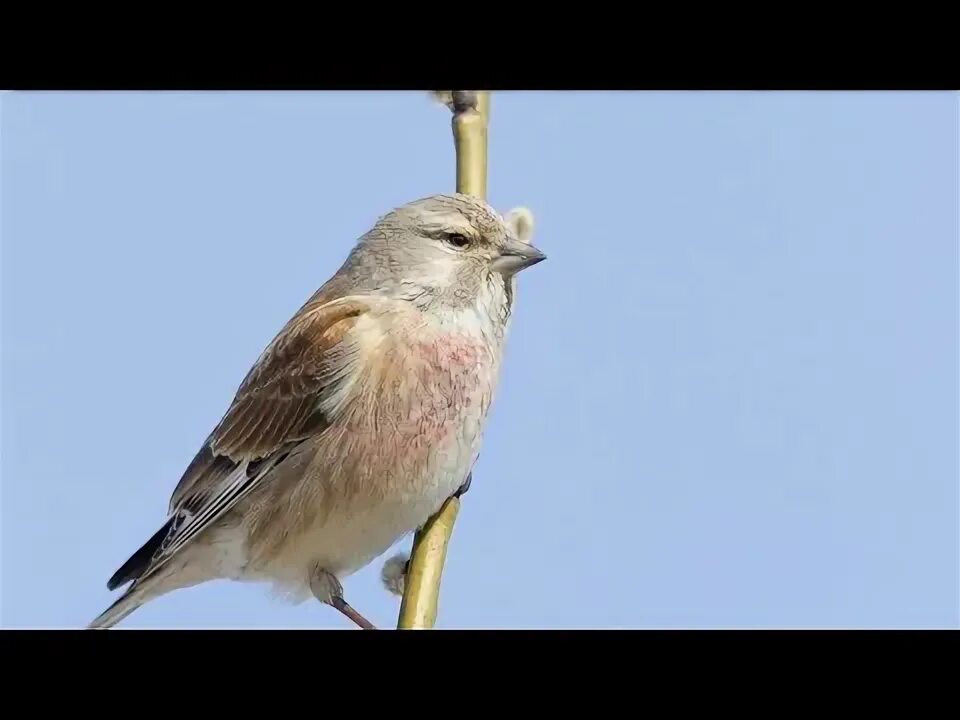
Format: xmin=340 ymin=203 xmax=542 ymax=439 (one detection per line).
xmin=342 ymin=193 xmax=545 ymax=312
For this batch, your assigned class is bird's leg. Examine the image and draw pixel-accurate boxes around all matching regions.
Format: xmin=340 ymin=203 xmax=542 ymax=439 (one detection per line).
xmin=310 ymin=565 xmax=377 ymax=630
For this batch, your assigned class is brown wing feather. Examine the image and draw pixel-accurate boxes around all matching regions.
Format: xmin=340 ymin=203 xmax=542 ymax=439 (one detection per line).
xmin=209 ymin=298 xmax=367 ymax=460
xmin=168 ymin=295 xmax=370 ymax=514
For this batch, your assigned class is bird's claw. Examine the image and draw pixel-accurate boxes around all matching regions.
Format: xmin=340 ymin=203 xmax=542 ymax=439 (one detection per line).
xmin=310 ymin=566 xmax=377 ymax=630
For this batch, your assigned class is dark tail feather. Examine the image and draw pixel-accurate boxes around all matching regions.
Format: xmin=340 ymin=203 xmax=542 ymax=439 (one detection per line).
xmin=88 ymin=585 xmax=147 ymax=629
xmin=107 ymin=516 xmax=175 ymax=590
xmin=92 ymin=517 xmax=179 ymax=629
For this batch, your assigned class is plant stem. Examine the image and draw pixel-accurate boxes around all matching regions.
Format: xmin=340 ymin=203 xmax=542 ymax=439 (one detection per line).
xmin=396 ymin=90 xmax=490 ymax=629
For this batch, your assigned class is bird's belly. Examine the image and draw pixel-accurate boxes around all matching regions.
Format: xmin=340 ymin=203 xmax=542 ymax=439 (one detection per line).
xmin=244 ymin=436 xmax=477 ymax=601
xmin=241 ymin=358 xmax=491 ymax=600
xmin=302 ymin=463 xmax=466 ymax=575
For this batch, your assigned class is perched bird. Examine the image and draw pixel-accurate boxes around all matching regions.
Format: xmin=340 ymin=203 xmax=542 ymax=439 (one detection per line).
xmin=89 ymin=193 xmax=545 ymax=629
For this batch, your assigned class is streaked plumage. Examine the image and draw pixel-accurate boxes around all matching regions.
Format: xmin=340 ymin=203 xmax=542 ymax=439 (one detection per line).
xmin=90 ymin=193 xmax=544 ymax=628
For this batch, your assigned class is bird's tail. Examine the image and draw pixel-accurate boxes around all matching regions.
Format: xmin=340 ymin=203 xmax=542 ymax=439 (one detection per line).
xmin=88 ymin=584 xmax=151 ymax=629
xmin=89 ymin=516 xmax=179 ymax=629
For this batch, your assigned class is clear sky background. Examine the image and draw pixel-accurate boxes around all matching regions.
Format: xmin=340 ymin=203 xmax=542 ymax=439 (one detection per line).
xmin=2 ymin=91 xmax=957 ymax=629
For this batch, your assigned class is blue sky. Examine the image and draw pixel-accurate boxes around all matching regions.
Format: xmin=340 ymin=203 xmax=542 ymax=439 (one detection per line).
xmin=2 ymin=91 xmax=957 ymax=629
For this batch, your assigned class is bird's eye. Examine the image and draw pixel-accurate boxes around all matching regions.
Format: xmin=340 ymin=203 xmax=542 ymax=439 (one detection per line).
xmin=445 ymin=233 xmax=471 ymax=249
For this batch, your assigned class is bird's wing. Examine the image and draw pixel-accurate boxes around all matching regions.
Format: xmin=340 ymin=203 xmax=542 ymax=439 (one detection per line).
xmin=108 ymin=293 xmax=377 ymax=590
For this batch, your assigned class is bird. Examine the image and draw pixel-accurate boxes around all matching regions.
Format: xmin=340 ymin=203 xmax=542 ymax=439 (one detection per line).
xmin=89 ymin=192 xmax=545 ymax=629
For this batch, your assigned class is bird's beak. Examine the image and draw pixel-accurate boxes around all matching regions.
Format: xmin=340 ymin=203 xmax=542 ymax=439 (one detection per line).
xmin=491 ymin=237 xmax=547 ymax=276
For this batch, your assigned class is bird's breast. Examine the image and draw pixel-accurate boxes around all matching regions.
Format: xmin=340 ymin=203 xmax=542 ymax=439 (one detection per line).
xmin=353 ymin=319 xmax=499 ymax=431
xmin=305 ymin=321 xmax=501 ymax=505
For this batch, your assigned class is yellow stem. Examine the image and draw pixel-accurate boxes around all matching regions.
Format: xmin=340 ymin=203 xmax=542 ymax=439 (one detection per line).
xmin=396 ymin=91 xmax=490 ymax=629
xmin=454 ymin=92 xmax=489 ymax=197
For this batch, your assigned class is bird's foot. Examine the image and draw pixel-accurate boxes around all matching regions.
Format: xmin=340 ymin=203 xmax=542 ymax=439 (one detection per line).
xmin=310 ymin=566 xmax=377 ymax=630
